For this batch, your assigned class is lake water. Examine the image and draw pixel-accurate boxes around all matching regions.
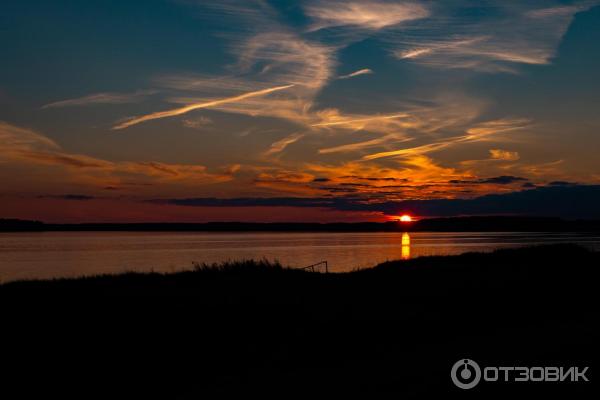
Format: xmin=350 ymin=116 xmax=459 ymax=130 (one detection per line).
xmin=1 ymin=231 xmax=599 ymax=282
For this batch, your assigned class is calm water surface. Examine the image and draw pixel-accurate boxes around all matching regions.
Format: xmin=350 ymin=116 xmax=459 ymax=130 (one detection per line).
xmin=1 ymin=231 xmax=599 ymax=282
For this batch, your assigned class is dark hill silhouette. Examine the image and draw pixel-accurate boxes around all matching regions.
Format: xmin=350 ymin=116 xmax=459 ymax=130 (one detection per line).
xmin=1 ymin=245 xmax=597 ymax=398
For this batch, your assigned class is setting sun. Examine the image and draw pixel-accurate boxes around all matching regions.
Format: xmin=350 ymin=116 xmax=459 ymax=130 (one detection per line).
xmin=399 ymin=215 xmax=413 ymax=222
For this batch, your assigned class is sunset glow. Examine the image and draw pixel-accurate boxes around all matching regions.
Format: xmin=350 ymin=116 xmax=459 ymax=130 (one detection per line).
xmin=1 ymin=3 xmax=597 ymax=397
xmin=1 ymin=1 xmax=600 ymax=222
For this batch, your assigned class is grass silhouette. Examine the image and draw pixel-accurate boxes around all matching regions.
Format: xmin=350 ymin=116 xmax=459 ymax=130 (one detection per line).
xmin=2 ymin=243 xmax=596 ymax=298
xmin=1 ymin=244 xmax=597 ymax=398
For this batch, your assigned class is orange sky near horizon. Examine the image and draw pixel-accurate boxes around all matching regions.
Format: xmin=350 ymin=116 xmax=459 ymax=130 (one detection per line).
xmin=2 ymin=1 xmax=600 ymax=222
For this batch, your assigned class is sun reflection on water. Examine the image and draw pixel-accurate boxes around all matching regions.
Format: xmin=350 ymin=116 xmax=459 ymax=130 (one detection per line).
xmin=401 ymin=232 xmax=411 ymax=260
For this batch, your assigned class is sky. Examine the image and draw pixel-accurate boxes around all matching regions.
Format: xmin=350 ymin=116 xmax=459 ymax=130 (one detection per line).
xmin=1 ymin=0 xmax=600 ymax=222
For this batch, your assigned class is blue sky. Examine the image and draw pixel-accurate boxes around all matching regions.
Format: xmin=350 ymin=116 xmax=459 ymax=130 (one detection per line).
xmin=1 ymin=0 xmax=599 ymax=222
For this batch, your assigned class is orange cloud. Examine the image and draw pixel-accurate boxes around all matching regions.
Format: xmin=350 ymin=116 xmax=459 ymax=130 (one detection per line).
xmin=264 ymin=133 xmax=305 ymax=155
xmin=0 ymin=121 xmax=234 ymax=193
xmin=311 ymin=112 xmax=410 ymax=128
xmin=489 ymin=149 xmax=520 ymax=161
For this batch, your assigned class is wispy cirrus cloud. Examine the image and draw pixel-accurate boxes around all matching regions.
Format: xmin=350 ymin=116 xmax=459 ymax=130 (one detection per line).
xmin=140 ymin=1 xmax=500 ymax=162
xmin=235 ymin=32 xmax=334 ymax=90
xmin=182 ymin=116 xmax=213 ymax=129
xmin=63 ymin=1 xmax=584 ymax=205
xmin=0 ymin=123 xmax=116 ymax=170
xmin=362 ymin=118 xmax=530 ymax=161
xmin=308 ymin=95 xmax=488 ymax=158
xmin=198 ymin=31 xmax=335 ymax=123
xmin=319 ymin=134 xmax=409 ymax=154
xmin=526 ymin=5 xmax=585 ymax=19
xmin=338 ymin=68 xmax=373 ymax=79
xmin=0 ymin=121 xmax=235 ymax=190
xmin=42 ymin=90 xmax=156 ymax=109
xmin=144 ymin=2 xmax=336 ymax=129
xmin=311 ymin=112 xmax=410 ymax=128
xmin=0 ymin=121 xmax=60 ymax=153
xmin=304 ymin=0 xmax=429 ymax=31
xmin=0 ymin=121 xmax=112 ymax=170
xmin=387 ymin=1 xmax=597 ymax=72
xmin=264 ymin=132 xmax=305 ymax=155
xmin=16 ymin=150 xmax=113 ymax=169
xmin=112 ymin=84 xmax=295 ymax=130
xmin=393 ymin=35 xmax=554 ymax=72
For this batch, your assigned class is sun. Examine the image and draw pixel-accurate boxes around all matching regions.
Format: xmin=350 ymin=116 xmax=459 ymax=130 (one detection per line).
xmin=399 ymin=215 xmax=413 ymax=222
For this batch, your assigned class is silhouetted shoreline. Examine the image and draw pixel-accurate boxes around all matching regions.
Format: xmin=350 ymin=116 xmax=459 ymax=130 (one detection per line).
xmin=1 ymin=243 xmax=598 ymax=293
xmin=2 ymin=216 xmax=600 ymax=232
xmin=2 ymin=245 xmax=596 ymax=398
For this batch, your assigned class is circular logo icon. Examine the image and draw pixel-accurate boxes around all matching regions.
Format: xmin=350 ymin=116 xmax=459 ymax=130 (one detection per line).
xmin=451 ymin=359 xmax=481 ymax=389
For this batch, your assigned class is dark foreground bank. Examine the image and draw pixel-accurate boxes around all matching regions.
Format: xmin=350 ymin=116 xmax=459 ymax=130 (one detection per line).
xmin=1 ymin=245 xmax=597 ymax=398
